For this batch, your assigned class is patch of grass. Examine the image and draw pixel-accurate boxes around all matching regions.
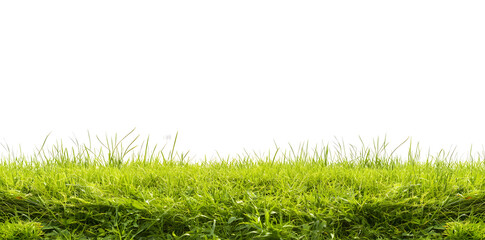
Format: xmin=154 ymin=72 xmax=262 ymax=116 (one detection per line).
xmin=443 ymin=220 xmax=485 ymax=240
xmin=0 ymin=219 xmax=44 ymax=240
xmin=1 ymin=131 xmax=485 ymax=239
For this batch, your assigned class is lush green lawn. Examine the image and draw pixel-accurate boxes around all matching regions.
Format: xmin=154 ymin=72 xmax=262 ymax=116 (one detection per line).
xmin=1 ymin=133 xmax=485 ymax=239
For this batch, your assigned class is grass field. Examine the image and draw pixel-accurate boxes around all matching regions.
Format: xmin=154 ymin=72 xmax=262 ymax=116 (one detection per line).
xmin=1 ymin=131 xmax=485 ymax=239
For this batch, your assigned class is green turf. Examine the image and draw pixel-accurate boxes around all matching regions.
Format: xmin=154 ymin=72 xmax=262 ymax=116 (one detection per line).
xmin=1 ymin=131 xmax=484 ymax=239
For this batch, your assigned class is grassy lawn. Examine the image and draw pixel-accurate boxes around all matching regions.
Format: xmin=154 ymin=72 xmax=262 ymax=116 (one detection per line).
xmin=1 ymin=132 xmax=485 ymax=239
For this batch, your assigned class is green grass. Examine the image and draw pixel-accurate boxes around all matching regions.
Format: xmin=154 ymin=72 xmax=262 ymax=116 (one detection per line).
xmin=1 ymin=131 xmax=485 ymax=239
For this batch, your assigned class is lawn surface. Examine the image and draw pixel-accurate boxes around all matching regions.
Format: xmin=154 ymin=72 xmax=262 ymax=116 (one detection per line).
xmin=1 ymin=133 xmax=485 ymax=239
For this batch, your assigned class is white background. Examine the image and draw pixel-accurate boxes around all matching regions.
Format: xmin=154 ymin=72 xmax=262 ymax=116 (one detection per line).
xmin=1 ymin=1 xmax=484 ymax=161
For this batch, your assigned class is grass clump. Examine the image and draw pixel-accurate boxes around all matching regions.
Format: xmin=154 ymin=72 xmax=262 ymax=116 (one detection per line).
xmin=0 ymin=219 xmax=44 ymax=240
xmin=442 ymin=218 xmax=485 ymax=239
xmin=1 ymin=130 xmax=485 ymax=239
